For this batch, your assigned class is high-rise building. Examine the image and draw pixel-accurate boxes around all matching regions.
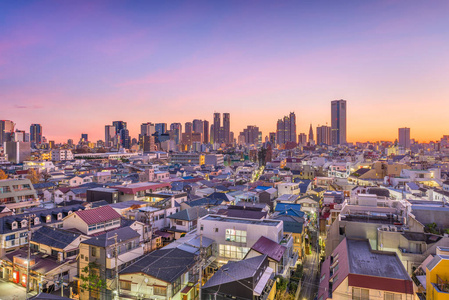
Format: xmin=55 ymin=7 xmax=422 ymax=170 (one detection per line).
xmin=81 ymin=133 xmax=88 ymax=142
xmin=112 ymin=121 xmax=127 ymax=135
xmin=14 ymin=130 xmax=26 ymax=142
xmin=202 ymin=120 xmax=209 ymax=144
xmin=210 ymin=124 xmax=215 ymax=144
xmin=140 ymin=135 xmax=155 ymax=152
xmin=331 ymin=99 xmax=347 ymax=145
xmin=316 ymin=125 xmax=332 ymax=145
xmin=213 ymin=113 xmax=220 ymax=144
xmin=185 ymin=122 xmax=193 ymax=134
xmin=141 ymin=122 xmax=155 ymax=137
xmin=276 ymin=112 xmax=296 ymax=146
xmin=398 ymin=127 xmax=411 ymax=149
xmin=269 ymin=132 xmax=276 ymax=145
xmin=308 ymin=124 xmax=314 ymax=144
xmin=240 ymin=126 xmax=260 ymax=145
xmin=298 ymin=133 xmax=307 ymax=145
xmin=170 ymin=123 xmax=182 ymax=144
xmin=4 ymin=141 xmax=31 ymax=163
xmin=30 ymin=124 xmax=43 ymax=145
xmin=105 ymin=125 xmax=115 ymax=148
xmin=0 ymin=120 xmax=15 ymax=145
xmin=155 ymin=123 xmax=167 ymax=135
xmin=120 ymin=129 xmax=130 ymax=149
xmin=223 ymin=113 xmax=230 ymax=144
xmin=192 ymin=119 xmax=203 ymax=134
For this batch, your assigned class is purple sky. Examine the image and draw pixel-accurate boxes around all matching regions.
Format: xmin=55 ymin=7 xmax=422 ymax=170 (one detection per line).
xmin=1 ymin=0 xmax=448 ymax=143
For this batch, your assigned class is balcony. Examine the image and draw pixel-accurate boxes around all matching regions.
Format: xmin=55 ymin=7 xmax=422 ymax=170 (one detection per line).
xmin=280 ymin=233 xmax=293 ymax=246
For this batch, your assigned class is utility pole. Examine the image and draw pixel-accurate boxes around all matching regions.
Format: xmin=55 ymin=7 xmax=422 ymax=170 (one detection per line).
xmin=60 ymin=268 xmax=64 ymax=297
xmin=114 ymin=233 xmax=119 ymax=300
xmin=198 ymin=233 xmax=203 ymax=300
xmin=25 ymin=214 xmax=34 ymax=300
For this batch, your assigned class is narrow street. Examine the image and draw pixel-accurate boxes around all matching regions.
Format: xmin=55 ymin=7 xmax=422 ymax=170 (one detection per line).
xmin=298 ymin=223 xmax=320 ymax=300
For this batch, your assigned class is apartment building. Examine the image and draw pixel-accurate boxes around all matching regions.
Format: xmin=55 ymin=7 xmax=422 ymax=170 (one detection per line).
xmin=0 ymin=179 xmax=39 ymax=213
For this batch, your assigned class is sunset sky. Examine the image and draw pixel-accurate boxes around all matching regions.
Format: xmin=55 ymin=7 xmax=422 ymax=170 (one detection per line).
xmin=1 ymin=1 xmax=448 ymax=143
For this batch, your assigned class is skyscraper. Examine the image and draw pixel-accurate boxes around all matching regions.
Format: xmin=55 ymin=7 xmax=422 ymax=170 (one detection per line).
xmin=192 ymin=119 xmax=204 ymax=134
xmin=316 ymin=125 xmax=332 ymax=145
xmin=30 ymin=124 xmax=43 ymax=145
xmin=141 ymin=122 xmax=155 ymax=137
xmin=213 ymin=113 xmax=220 ymax=144
xmin=276 ymin=112 xmax=296 ymax=146
xmin=398 ymin=127 xmax=411 ymax=149
xmin=112 ymin=121 xmax=126 ymax=135
xmin=185 ymin=122 xmax=193 ymax=134
xmin=0 ymin=120 xmax=15 ymax=145
xmin=170 ymin=123 xmax=182 ymax=144
xmin=203 ymin=120 xmax=209 ymax=144
xmin=239 ymin=126 xmax=260 ymax=145
xmin=105 ymin=125 xmax=115 ymax=147
xmin=331 ymin=99 xmax=347 ymax=145
xmin=308 ymin=124 xmax=314 ymax=144
xmin=155 ymin=123 xmax=167 ymax=135
xmin=223 ymin=113 xmax=230 ymax=144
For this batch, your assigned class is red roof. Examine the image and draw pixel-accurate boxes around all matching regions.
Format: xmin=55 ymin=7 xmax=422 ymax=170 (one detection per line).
xmin=74 ymin=206 xmax=121 ymax=225
xmin=348 ymin=274 xmax=414 ymax=295
xmin=250 ymin=236 xmax=286 ymax=262
xmin=112 ymin=182 xmax=171 ymax=194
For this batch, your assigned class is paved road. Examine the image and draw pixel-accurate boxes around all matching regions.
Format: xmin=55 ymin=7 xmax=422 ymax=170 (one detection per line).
xmin=298 ymin=249 xmax=319 ymax=300
xmin=0 ymin=279 xmax=33 ymax=300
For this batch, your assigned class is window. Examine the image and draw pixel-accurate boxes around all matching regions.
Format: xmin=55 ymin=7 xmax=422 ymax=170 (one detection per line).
xmin=120 ymin=281 xmax=131 ymax=290
xmin=30 ymin=243 xmax=39 ymax=251
xmin=5 ymin=234 xmax=15 ymax=241
xmin=225 ymin=229 xmax=247 ymax=243
xmin=200 ymin=225 xmax=204 ymax=231
xmin=352 ymin=287 xmax=369 ymax=300
xmin=46 ymin=215 xmax=51 ymax=223
xmin=384 ymin=293 xmax=402 ymax=300
xmin=176 ymin=220 xmax=183 ymax=226
xmin=154 ymin=285 xmax=167 ymax=296
xmin=67 ymin=250 xmax=78 ymax=257
xmin=219 ymin=244 xmax=249 ymax=259
xmin=11 ymin=222 xmax=18 ymax=229
xmin=91 ymin=247 xmax=97 ymax=257
xmin=51 ymin=249 xmax=59 ymax=257
xmin=172 ymin=277 xmax=181 ymax=296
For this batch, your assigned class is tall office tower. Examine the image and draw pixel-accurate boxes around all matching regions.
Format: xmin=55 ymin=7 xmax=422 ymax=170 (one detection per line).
xmin=316 ymin=125 xmax=332 ymax=145
xmin=105 ymin=125 xmax=116 ymax=147
xmin=213 ymin=113 xmax=220 ymax=144
xmin=4 ymin=141 xmax=31 ymax=163
xmin=67 ymin=139 xmax=73 ymax=147
xmin=203 ymin=120 xmax=209 ymax=144
xmin=269 ymin=132 xmax=276 ymax=145
xmin=192 ymin=119 xmax=203 ymax=134
xmin=289 ymin=112 xmax=297 ymax=143
xmin=112 ymin=121 xmax=127 ymax=136
xmin=140 ymin=135 xmax=155 ymax=152
xmin=331 ymin=99 xmax=347 ymax=145
xmin=30 ymin=124 xmax=43 ymax=145
xmin=120 ymin=129 xmax=130 ymax=149
xmin=398 ymin=127 xmax=411 ymax=149
xmin=185 ymin=122 xmax=193 ymax=134
xmin=298 ymin=133 xmax=307 ymax=145
xmin=141 ymin=122 xmax=155 ymax=137
xmin=240 ymin=126 xmax=260 ymax=145
xmin=210 ymin=124 xmax=215 ymax=143
xmin=275 ymin=112 xmax=296 ymax=146
xmin=308 ymin=124 xmax=314 ymax=143
xmin=170 ymin=123 xmax=182 ymax=144
xmin=155 ymin=123 xmax=167 ymax=135
xmin=81 ymin=133 xmax=88 ymax=142
xmin=0 ymin=120 xmax=15 ymax=145
xmin=14 ymin=130 xmax=26 ymax=142
xmin=223 ymin=113 xmax=230 ymax=144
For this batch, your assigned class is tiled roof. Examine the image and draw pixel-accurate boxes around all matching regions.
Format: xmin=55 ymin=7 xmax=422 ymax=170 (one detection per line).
xmin=74 ymin=205 xmax=120 ymax=225
xmin=31 ymin=226 xmax=81 ymax=249
xmin=168 ymin=207 xmax=208 ymax=221
xmin=112 ymin=182 xmax=171 ymax=194
xmin=250 ymin=236 xmax=286 ymax=262
xmin=82 ymin=226 xmax=139 ymax=247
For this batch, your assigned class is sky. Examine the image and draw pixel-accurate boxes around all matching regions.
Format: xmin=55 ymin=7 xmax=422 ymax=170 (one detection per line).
xmin=1 ymin=0 xmax=448 ymax=143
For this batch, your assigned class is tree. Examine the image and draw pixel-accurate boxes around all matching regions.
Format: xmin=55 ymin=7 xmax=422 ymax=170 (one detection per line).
xmin=79 ymin=262 xmax=107 ymax=294
xmin=26 ymin=168 xmax=40 ymax=184
xmin=0 ymin=169 xmax=8 ymax=180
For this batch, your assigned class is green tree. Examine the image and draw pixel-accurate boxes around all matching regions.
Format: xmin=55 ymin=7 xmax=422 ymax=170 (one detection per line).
xmin=79 ymin=262 xmax=107 ymax=294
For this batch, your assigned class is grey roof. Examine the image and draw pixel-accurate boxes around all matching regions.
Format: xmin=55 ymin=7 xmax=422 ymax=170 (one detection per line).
xmin=82 ymin=226 xmax=140 ymax=247
xmin=202 ymin=255 xmax=267 ymax=289
xmin=168 ymin=207 xmax=208 ymax=221
xmin=426 ymin=254 xmax=449 ymax=271
xmin=31 ymin=226 xmax=81 ymax=249
xmin=0 ymin=204 xmax=85 ymax=234
xmin=347 ymin=239 xmax=410 ymax=280
xmin=119 ymin=248 xmax=196 ymax=283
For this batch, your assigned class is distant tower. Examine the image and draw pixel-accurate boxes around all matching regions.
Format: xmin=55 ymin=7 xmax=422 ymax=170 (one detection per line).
xmin=331 ymin=99 xmax=347 ymax=145
xmin=308 ymin=124 xmax=314 ymax=143
xmin=30 ymin=124 xmax=43 ymax=145
xmin=213 ymin=113 xmax=220 ymax=144
xmin=398 ymin=127 xmax=411 ymax=149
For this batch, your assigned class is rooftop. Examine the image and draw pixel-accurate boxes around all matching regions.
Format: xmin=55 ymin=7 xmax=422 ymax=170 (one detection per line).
xmin=202 ymin=215 xmax=281 ymax=227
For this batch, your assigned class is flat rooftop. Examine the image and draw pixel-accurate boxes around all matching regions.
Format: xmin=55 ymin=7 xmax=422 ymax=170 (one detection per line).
xmin=347 ymin=239 xmax=410 ymax=280
xmin=203 ymin=215 xmax=281 ymax=227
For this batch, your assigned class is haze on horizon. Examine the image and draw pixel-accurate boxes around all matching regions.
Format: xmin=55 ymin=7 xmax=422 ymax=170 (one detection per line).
xmin=1 ymin=0 xmax=448 ymax=144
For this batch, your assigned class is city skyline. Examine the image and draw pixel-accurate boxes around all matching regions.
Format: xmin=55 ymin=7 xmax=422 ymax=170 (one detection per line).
xmin=1 ymin=1 xmax=449 ymax=143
